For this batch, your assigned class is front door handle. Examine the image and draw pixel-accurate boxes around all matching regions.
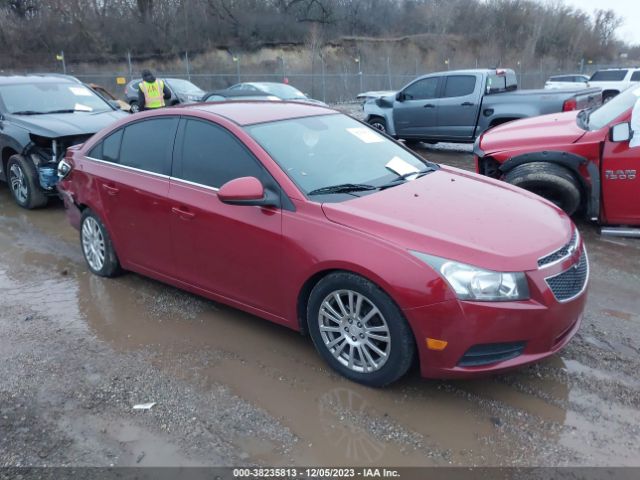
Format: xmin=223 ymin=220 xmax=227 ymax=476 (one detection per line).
xmin=171 ymin=206 xmax=195 ymax=220
xmin=423 ymin=103 xmax=436 ymax=108
xmin=461 ymin=102 xmax=474 ymax=106
xmin=101 ymin=183 xmax=119 ymax=196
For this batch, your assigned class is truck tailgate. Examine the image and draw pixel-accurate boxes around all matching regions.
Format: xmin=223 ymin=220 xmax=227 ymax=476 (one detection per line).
xmin=572 ymin=87 xmax=602 ymax=109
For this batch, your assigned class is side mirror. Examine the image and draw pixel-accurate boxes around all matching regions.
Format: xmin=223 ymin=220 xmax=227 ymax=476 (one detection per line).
xmin=610 ymin=123 xmax=632 ymax=142
xmin=396 ymin=92 xmax=405 ymax=102
xmin=218 ymin=176 xmax=280 ymax=208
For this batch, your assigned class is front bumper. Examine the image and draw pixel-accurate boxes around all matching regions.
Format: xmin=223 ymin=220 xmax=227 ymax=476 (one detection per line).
xmin=405 ymin=245 xmax=588 ymax=379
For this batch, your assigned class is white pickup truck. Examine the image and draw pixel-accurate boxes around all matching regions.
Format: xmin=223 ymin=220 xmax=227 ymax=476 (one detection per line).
xmin=589 ymin=68 xmax=640 ymax=102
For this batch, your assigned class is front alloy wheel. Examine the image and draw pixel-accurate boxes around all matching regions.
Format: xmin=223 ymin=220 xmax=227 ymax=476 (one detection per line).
xmin=308 ymin=272 xmax=415 ymax=387
xmin=9 ymin=163 xmax=28 ymax=205
xmin=318 ymin=290 xmax=391 ymax=373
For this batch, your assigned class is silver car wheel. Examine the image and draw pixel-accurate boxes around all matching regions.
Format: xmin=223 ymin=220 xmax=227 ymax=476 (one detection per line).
xmin=82 ymin=217 xmax=106 ymax=272
xmin=9 ymin=164 xmax=28 ymax=203
xmin=318 ymin=289 xmax=391 ymax=373
xmin=370 ymin=121 xmax=386 ymax=132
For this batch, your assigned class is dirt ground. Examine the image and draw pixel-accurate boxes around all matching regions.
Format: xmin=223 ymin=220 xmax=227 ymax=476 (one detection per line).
xmin=1 ymin=137 xmax=639 ymax=469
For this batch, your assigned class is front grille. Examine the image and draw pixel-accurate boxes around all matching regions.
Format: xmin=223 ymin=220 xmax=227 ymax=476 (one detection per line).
xmin=545 ymin=249 xmax=589 ymax=302
xmin=457 ymin=341 xmax=526 ymax=367
xmin=538 ymin=230 xmax=578 ymax=268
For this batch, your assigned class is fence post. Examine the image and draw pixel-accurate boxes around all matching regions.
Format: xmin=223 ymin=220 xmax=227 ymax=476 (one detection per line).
xmin=185 ymin=51 xmax=191 ymax=81
xmin=386 ymin=56 xmax=392 ymax=90
xmin=321 ymin=54 xmax=326 ymax=103
xmin=127 ymin=51 xmax=133 ymax=81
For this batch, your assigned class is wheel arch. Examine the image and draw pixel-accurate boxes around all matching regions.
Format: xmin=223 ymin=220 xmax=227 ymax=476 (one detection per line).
xmin=296 ymin=266 xmax=406 ymax=337
xmin=500 ymin=151 xmax=600 ymax=219
xmin=1 ymin=147 xmax=20 ymax=180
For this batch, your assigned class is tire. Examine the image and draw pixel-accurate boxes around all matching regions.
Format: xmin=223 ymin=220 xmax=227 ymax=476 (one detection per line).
xmin=80 ymin=209 xmax=122 ymax=277
xmin=307 ymin=272 xmax=415 ymax=387
xmin=403 ymin=139 xmax=423 ymax=148
xmin=7 ymin=155 xmax=48 ymax=209
xmin=129 ymin=101 xmax=140 ymax=113
xmin=367 ymin=116 xmax=387 ymax=133
xmin=602 ymin=91 xmax=618 ymax=103
xmin=504 ymin=162 xmax=581 ymax=215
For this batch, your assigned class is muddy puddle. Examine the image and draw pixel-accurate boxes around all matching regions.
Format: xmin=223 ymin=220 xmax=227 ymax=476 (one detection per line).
xmin=1 ymin=161 xmax=639 ymax=467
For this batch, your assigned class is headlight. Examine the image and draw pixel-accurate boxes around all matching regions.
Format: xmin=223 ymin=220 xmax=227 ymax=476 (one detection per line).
xmin=410 ymin=251 xmax=530 ymax=301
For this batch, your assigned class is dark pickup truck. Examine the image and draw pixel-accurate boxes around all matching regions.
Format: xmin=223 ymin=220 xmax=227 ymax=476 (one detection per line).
xmin=364 ymin=69 xmax=602 ymax=144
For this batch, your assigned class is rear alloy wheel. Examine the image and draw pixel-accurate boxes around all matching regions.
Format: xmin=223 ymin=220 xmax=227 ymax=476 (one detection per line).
xmin=307 ymin=272 xmax=415 ymax=387
xmin=129 ymin=101 xmax=140 ymax=113
xmin=7 ymin=155 xmax=48 ymax=209
xmin=504 ymin=162 xmax=581 ymax=215
xmin=80 ymin=209 xmax=122 ymax=277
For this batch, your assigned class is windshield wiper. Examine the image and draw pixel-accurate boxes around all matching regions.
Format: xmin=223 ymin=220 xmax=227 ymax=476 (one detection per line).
xmin=379 ymin=169 xmax=433 ymax=189
xmin=43 ymin=109 xmax=91 ymax=114
xmin=11 ymin=110 xmax=46 ymax=115
xmin=308 ymin=183 xmax=379 ymax=196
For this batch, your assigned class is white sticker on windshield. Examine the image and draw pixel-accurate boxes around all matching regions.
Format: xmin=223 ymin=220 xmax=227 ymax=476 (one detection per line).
xmin=74 ymin=103 xmax=93 ymax=112
xmin=346 ymin=127 xmax=385 ymax=143
xmin=69 ymin=86 xmax=92 ymax=97
xmin=385 ymin=156 xmax=420 ymax=177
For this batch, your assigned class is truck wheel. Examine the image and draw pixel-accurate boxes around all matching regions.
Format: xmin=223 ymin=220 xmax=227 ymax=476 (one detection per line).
xmin=504 ymin=163 xmax=581 ymax=215
xmin=367 ymin=116 xmax=387 ymax=133
xmin=307 ymin=272 xmax=415 ymax=387
xmin=602 ymin=91 xmax=618 ymax=103
xmin=7 ymin=155 xmax=48 ymax=209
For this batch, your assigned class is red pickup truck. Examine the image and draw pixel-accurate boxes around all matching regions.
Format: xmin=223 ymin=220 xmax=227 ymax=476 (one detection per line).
xmin=475 ymin=85 xmax=639 ymax=236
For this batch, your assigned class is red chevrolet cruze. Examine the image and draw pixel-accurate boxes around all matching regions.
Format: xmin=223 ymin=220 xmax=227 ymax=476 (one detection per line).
xmin=57 ymin=102 xmax=588 ymax=386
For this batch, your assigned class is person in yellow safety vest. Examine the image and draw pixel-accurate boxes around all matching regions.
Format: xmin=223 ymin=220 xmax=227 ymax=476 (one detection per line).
xmin=137 ymin=69 xmax=171 ymax=111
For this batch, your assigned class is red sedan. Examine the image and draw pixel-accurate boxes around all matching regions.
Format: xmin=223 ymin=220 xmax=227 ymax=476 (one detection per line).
xmin=57 ymin=102 xmax=588 ymax=386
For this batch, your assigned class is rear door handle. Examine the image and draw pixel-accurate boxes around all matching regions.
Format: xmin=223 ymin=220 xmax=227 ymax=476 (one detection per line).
xmin=101 ymin=183 xmax=119 ymax=196
xmin=171 ymin=206 xmax=195 ymax=220
xmin=423 ymin=103 xmax=436 ymax=108
xmin=461 ymin=102 xmax=474 ymax=106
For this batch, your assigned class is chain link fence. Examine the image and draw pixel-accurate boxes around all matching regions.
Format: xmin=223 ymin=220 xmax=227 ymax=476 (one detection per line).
xmin=0 ymin=51 xmax=627 ymax=103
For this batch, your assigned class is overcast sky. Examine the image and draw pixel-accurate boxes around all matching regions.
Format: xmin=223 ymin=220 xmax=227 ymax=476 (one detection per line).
xmin=555 ymin=0 xmax=640 ymax=45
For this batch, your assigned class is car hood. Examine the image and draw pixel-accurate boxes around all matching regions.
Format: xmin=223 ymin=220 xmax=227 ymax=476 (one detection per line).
xmin=321 ymin=167 xmax=573 ymax=272
xmin=480 ymin=111 xmax=586 ymax=153
xmin=8 ymin=110 xmax=127 ymax=138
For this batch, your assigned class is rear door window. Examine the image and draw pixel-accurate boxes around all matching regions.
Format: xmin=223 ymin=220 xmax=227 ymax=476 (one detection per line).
xmin=590 ymin=70 xmax=628 ymax=81
xmin=88 ymin=129 xmax=123 ymax=163
xmin=442 ymin=76 xmax=476 ymax=97
xmin=403 ymin=77 xmax=439 ymax=100
xmin=175 ymin=119 xmax=265 ymax=188
xmin=118 ymin=117 xmax=179 ymax=175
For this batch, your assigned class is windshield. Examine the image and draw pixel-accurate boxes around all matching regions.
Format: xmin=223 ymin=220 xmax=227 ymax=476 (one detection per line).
xmin=254 ymin=83 xmax=306 ymax=99
xmin=0 ymin=82 xmax=112 ymax=114
xmin=246 ymin=114 xmax=434 ymax=200
xmin=585 ymin=84 xmax=640 ymax=130
xmin=166 ymin=79 xmax=203 ymax=94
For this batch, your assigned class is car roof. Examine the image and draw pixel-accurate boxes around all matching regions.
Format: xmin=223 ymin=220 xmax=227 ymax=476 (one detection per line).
xmin=189 ymin=101 xmax=335 ymax=126
xmin=0 ymin=74 xmax=80 ymax=85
